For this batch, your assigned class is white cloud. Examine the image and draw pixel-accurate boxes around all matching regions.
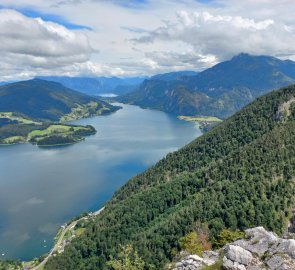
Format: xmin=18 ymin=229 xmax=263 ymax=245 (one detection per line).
xmin=0 ymin=9 xmax=94 ymax=80
xmin=106 ymin=50 xmax=216 ymax=76
xmin=1 ymin=1 xmax=295 ymax=78
xmin=135 ymin=10 xmax=295 ymax=63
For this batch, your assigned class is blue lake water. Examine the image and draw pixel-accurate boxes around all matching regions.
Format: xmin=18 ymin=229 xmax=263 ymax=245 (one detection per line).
xmin=0 ymin=103 xmax=201 ymax=260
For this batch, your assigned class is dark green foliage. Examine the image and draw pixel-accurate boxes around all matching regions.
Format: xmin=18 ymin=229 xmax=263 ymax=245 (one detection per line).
xmin=0 ymin=123 xmax=49 ymax=139
xmin=0 ymin=79 xmax=118 ymax=121
xmin=34 ymin=135 xmax=81 ymax=146
xmin=0 ymin=260 xmax=21 ymax=270
xmin=45 ymin=85 xmax=295 ymax=270
xmin=106 ymin=245 xmax=145 ymax=270
xmin=118 ymin=53 xmax=295 ymax=119
xmin=73 ymin=125 xmax=96 ymax=136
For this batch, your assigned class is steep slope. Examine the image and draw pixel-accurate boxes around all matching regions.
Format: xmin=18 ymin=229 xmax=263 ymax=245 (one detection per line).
xmin=37 ymin=76 xmax=146 ymax=96
xmin=0 ymin=79 xmax=118 ymax=121
xmin=185 ymin=53 xmax=295 ymax=94
xmin=118 ymin=54 xmax=295 ymax=118
xmin=45 ymin=85 xmax=295 ymax=269
xmin=119 ymin=81 xmax=208 ymax=115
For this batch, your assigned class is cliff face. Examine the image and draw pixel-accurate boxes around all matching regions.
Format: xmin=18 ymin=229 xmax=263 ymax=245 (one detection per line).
xmin=172 ymin=227 xmax=295 ymax=270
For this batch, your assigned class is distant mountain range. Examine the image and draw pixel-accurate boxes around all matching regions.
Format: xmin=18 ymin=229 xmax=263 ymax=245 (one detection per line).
xmin=37 ymin=76 xmax=147 ymax=96
xmin=117 ymin=53 xmax=295 ymax=118
xmin=3 ymin=53 xmax=295 ymax=120
xmin=0 ymin=79 xmax=118 ymax=121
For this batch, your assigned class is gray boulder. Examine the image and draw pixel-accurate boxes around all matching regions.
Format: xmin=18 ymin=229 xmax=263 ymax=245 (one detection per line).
xmin=224 ymin=245 xmax=253 ymax=266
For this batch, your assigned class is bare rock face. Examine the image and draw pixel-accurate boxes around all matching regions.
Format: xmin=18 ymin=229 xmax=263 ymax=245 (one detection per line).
xmin=172 ymin=227 xmax=295 ymax=270
xmin=173 ymin=255 xmax=202 ymax=270
xmin=172 ymin=254 xmax=218 ymax=270
xmin=223 ymin=245 xmax=253 ymax=269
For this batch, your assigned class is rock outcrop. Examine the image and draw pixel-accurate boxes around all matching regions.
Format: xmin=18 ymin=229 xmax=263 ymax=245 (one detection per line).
xmin=172 ymin=227 xmax=295 ymax=270
xmin=173 ymin=251 xmax=219 ymax=270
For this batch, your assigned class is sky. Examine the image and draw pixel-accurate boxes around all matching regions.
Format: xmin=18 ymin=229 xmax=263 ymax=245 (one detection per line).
xmin=0 ymin=0 xmax=295 ymax=80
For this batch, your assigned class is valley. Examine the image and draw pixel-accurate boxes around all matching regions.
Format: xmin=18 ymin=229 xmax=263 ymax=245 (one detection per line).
xmin=0 ymin=103 xmax=200 ymax=263
xmin=1 ymin=55 xmax=295 ymax=270
xmin=1 ymin=1 xmax=295 ymax=269
xmin=44 ymin=84 xmax=295 ymax=270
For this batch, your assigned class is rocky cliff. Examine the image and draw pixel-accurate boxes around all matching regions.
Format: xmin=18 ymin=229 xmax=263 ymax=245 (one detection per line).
xmin=172 ymin=227 xmax=295 ymax=270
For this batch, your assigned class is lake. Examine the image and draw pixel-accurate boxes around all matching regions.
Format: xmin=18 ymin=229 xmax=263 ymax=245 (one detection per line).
xmin=0 ymin=104 xmax=201 ymax=260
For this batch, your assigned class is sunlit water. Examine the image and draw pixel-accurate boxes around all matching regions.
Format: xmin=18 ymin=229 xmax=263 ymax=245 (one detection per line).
xmin=0 ymin=103 xmax=201 ymax=260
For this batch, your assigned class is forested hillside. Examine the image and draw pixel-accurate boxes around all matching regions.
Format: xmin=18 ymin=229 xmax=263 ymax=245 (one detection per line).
xmin=0 ymin=79 xmax=118 ymax=121
xmin=45 ymin=85 xmax=295 ymax=269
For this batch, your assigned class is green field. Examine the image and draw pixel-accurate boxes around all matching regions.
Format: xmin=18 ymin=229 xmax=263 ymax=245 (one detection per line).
xmin=178 ymin=115 xmax=222 ymax=132
xmin=28 ymin=125 xmax=87 ymax=139
xmin=60 ymin=102 xmax=111 ymax=122
xmin=2 ymin=136 xmax=26 ymax=144
xmin=178 ymin=115 xmax=222 ymax=122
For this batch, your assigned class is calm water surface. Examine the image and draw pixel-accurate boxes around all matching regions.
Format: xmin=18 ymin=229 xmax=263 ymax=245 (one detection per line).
xmin=0 ymin=104 xmax=201 ymax=260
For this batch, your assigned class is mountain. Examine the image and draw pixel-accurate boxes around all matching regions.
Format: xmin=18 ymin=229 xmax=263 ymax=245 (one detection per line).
xmin=45 ymin=84 xmax=295 ymax=269
xmin=0 ymin=79 xmax=119 ymax=122
xmin=118 ymin=53 xmax=295 ymax=118
xmin=150 ymin=70 xmax=198 ymax=81
xmin=118 ymin=80 xmax=209 ymax=115
xmin=37 ymin=76 xmax=147 ymax=96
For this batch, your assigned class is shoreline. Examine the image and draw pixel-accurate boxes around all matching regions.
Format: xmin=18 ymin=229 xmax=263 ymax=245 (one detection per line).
xmin=22 ymin=207 xmax=105 ymax=270
xmin=36 ymin=139 xmax=84 ymax=148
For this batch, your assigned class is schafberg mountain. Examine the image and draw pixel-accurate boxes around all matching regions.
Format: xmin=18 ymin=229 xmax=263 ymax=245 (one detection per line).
xmin=45 ymin=84 xmax=295 ymax=269
xmin=118 ymin=53 xmax=295 ymax=118
xmin=37 ymin=76 xmax=147 ymax=96
xmin=0 ymin=79 xmax=119 ymax=122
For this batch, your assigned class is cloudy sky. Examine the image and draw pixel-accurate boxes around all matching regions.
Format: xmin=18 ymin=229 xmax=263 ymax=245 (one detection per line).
xmin=0 ymin=0 xmax=295 ymax=80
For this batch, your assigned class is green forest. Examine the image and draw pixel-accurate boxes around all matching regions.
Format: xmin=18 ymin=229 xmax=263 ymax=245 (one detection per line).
xmin=45 ymin=85 xmax=295 ymax=269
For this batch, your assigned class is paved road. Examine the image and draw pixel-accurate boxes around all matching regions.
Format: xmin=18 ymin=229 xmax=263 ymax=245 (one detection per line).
xmin=29 ymin=207 xmax=105 ymax=270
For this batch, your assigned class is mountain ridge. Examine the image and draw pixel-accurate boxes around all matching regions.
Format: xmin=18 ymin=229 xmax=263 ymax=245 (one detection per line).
xmin=36 ymin=76 xmax=147 ymax=96
xmin=118 ymin=53 xmax=295 ymax=119
xmin=0 ymin=79 xmax=119 ymax=122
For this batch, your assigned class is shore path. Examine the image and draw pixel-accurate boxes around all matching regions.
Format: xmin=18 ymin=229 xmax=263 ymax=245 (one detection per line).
xmin=29 ymin=207 xmax=105 ymax=270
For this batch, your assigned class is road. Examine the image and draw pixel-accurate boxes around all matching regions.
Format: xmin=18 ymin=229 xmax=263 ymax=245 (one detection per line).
xmin=29 ymin=207 xmax=105 ymax=270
